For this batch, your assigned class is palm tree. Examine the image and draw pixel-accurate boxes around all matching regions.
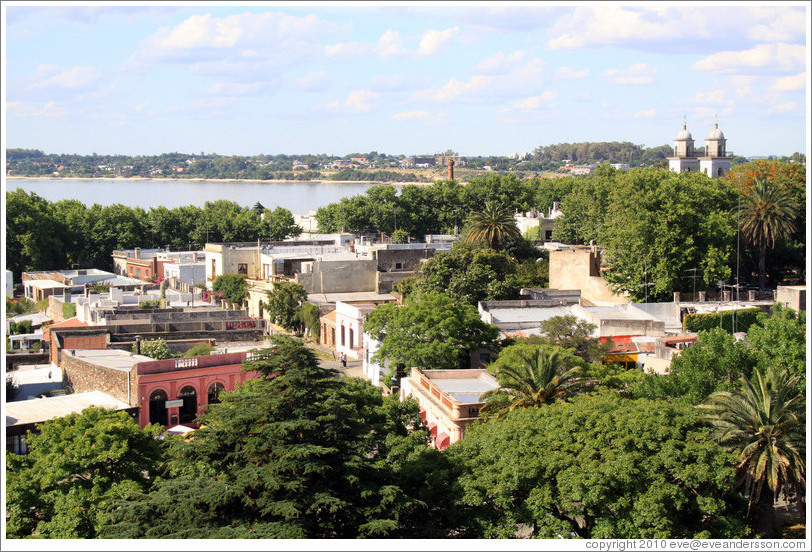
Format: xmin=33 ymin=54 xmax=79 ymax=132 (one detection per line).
xmin=698 ymin=368 xmax=805 ymax=537
xmin=738 ymin=177 xmax=798 ymax=290
xmin=480 ymin=345 xmax=590 ymax=420
xmin=463 ymin=201 xmax=521 ymax=250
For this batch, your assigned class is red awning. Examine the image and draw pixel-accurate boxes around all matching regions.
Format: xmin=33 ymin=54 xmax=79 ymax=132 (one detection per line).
xmin=436 ymin=432 xmax=450 ymax=450
xmin=427 ymin=422 xmax=437 ymax=437
xmin=419 ymin=409 xmax=427 ymax=422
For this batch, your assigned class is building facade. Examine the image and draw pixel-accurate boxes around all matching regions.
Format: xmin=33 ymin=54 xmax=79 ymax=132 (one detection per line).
xmin=668 ymin=121 xmax=732 ymax=178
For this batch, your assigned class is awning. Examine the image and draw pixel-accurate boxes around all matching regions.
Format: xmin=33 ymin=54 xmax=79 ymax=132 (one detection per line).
xmin=436 ymin=432 xmax=450 ymax=450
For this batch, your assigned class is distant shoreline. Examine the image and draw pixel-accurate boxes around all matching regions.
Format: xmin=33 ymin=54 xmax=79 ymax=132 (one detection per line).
xmin=5 ymin=176 xmax=436 ymax=186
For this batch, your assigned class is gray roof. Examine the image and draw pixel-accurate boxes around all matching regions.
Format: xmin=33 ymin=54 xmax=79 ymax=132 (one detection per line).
xmin=69 ymin=349 xmax=153 ymax=371
xmin=488 ymin=305 xmax=573 ymax=324
xmin=5 ymin=391 xmax=132 ymax=428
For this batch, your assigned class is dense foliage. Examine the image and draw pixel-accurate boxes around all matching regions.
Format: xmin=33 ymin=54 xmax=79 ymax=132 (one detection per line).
xmin=102 ymin=336 xmax=455 ymax=538
xmin=212 ymin=274 xmax=249 ymax=306
xmin=449 ymin=392 xmax=747 ymax=538
xmin=5 ymin=191 xmax=303 ymax=276
xmin=682 ymin=307 xmax=762 ymax=333
xmin=134 ymin=338 xmax=181 ymax=360
xmin=364 ymin=291 xmax=501 ymax=373
xmin=6 ymin=408 xmax=163 ymax=538
xmin=264 ymin=281 xmax=308 ymax=332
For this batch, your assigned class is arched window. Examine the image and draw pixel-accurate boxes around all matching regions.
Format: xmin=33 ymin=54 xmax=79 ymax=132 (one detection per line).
xmin=718 ymin=168 xmax=724 ymax=177
xmin=148 ymin=389 xmax=168 ymax=427
xmin=207 ymin=382 xmax=225 ymax=405
xmin=178 ymin=385 xmax=198 ymax=425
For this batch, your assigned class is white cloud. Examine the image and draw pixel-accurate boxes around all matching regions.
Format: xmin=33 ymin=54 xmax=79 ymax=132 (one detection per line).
xmin=417 ymin=26 xmax=459 ymax=56
xmin=324 ymin=41 xmax=371 ymax=58
xmin=555 ymin=66 xmax=589 ymax=79
xmin=630 ymin=108 xmax=658 ymax=119
xmin=7 ymin=100 xmax=67 ymax=118
xmin=325 ymin=89 xmax=381 ymax=114
xmin=292 ymin=71 xmax=331 ymax=92
xmin=378 ymin=28 xmax=406 ymax=58
xmin=767 ymin=102 xmax=799 ymax=114
xmin=391 ymin=110 xmax=432 ymax=121
xmin=27 ymin=64 xmax=101 ymax=90
xmin=205 ymin=82 xmax=264 ymax=96
xmin=604 ymin=63 xmax=656 ymax=85
xmin=692 ymin=44 xmax=805 ymax=75
xmin=547 ymin=6 xmax=806 ymax=51
xmin=413 ymin=58 xmax=547 ymax=102
xmin=548 ymin=6 xmax=701 ymax=50
xmin=507 ymin=91 xmax=558 ymax=111
xmin=474 ymin=51 xmax=527 ymax=75
xmin=685 ymin=90 xmax=727 ymax=105
xmin=769 ymin=72 xmax=806 ymax=92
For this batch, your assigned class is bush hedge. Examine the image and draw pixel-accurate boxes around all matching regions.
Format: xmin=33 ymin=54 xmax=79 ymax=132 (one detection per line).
xmin=683 ymin=307 xmax=762 ymax=334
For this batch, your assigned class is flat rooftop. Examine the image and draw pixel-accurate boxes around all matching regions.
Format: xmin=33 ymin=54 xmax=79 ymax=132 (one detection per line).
xmin=308 ymin=292 xmax=396 ymax=304
xmin=5 ymin=390 xmax=133 ymax=428
xmin=583 ymin=305 xmax=660 ymax=321
xmin=488 ymin=305 xmax=573 ymax=324
xmin=422 ymin=370 xmax=499 ymax=404
xmin=69 ymin=349 xmax=154 ymax=371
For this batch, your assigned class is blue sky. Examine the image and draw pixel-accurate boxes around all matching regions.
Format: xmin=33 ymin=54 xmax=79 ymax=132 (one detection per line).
xmin=3 ymin=2 xmax=809 ymax=158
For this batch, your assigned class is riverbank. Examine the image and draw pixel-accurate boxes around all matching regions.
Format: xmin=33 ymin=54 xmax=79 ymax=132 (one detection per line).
xmin=5 ymin=176 xmax=434 ymax=186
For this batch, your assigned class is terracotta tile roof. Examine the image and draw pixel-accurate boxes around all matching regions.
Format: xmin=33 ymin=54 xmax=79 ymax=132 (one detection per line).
xmin=321 ymin=310 xmax=337 ymax=322
xmin=43 ymin=317 xmax=89 ymax=342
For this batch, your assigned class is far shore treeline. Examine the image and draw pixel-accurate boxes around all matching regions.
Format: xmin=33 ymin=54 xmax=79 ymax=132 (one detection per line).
xmin=6 ymin=142 xmax=765 ymax=181
xmin=6 ymin=159 xmax=805 ymax=301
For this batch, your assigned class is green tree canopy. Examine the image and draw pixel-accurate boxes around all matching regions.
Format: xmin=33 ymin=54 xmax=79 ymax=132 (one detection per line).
xmin=364 ymin=291 xmax=500 ymax=373
xmin=410 ymin=242 xmax=523 ymax=305
xmin=449 ymin=391 xmax=747 ymax=539
xmin=699 ymin=367 xmax=806 ymax=537
xmin=6 ymin=407 xmax=163 ymax=538
xmin=264 ymin=281 xmax=308 ymax=332
xmin=480 ymin=344 xmax=590 ymax=420
xmin=212 ymin=273 xmax=249 ymax=306
xmin=632 ymin=328 xmax=757 ymax=405
xmin=528 ymin=314 xmax=611 ymax=362
xmin=462 ymin=201 xmax=522 ymax=250
xmin=746 ymin=303 xmax=806 ymax=394
xmin=134 ymin=337 xmax=181 ymax=360
xmin=103 ymin=336 xmax=452 ymax=538
xmin=263 ymin=206 xmax=303 ymax=241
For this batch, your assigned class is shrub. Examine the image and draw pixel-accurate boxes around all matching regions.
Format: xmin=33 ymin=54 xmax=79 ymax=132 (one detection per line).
xmin=183 ymin=344 xmax=215 ymax=357
xmin=134 ymin=338 xmax=181 ymax=360
xmin=62 ymin=302 xmax=77 ymax=319
xmin=683 ymin=307 xmax=762 ymax=334
xmin=138 ymin=299 xmax=162 ymax=309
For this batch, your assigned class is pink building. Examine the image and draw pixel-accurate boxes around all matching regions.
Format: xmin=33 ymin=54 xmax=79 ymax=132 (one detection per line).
xmin=400 ymin=368 xmax=499 ymax=450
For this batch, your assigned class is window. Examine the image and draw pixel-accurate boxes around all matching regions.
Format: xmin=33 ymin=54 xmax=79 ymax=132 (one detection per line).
xmin=237 ymin=263 xmax=248 ymax=275
xmin=178 ymin=385 xmax=198 ymax=425
xmin=211 ymin=259 xmax=217 ymax=280
xmin=207 ymin=382 xmax=225 ymax=405
xmin=149 ymin=389 xmax=168 ymax=427
xmin=479 ymin=352 xmax=491 ymax=363
xmin=395 ymin=262 xmax=403 ymax=270
xmin=341 ymin=325 xmax=345 ymax=346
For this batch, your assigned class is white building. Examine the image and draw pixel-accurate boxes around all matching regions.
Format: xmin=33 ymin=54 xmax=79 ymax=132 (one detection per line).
xmin=668 ymin=121 xmax=732 ymax=178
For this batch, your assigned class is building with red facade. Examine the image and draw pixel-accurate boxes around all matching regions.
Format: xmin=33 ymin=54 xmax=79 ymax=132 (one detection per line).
xmin=60 ymin=349 xmax=263 ymax=428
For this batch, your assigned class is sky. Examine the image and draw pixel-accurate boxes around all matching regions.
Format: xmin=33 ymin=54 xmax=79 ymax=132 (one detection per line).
xmin=2 ymin=1 xmax=809 ymax=158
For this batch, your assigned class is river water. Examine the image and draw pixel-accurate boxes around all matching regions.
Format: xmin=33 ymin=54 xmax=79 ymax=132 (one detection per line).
xmin=5 ymin=178 xmax=400 ymax=214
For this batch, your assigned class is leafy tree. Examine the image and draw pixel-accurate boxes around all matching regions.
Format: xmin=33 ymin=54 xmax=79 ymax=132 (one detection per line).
xmin=103 ymin=336 xmax=450 ymax=538
xmin=480 ymin=344 xmax=590 ymax=420
xmin=390 ymin=229 xmax=410 ymax=244
xmin=135 ymin=338 xmax=181 ymax=360
xmin=364 ymin=291 xmax=500 ymax=373
xmin=263 ymin=206 xmax=302 ymax=241
xmin=746 ymin=304 xmax=806 ymax=394
xmin=412 ymin=243 xmax=522 ymax=305
xmin=462 ymin=201 xmax=521 ymax=250
xmin=183 ymin=343 xmax=214 ymax=357
xmin=265 ymin=281 xmax=308 ymax=332
xmin=296 ymin=301 xmax=321 ymax=341
xmin=212 ymin=274 xmax=248 ymax=307
xmin=5 ymin=189 xmax=68 ymax=275
xmin=529 ymin=314 xmax=611 ymax=362
xmin=449 ymin=391 xmax=747 ymax=538
xmin=6 ymin=374 xmax=19 ymax=401
xmin=699 ymin=368 xmax=806 ymax=537
xmin=737 ymin=178 xmax=798 ymax=290
xmin=633 ymin=328 xmax=756 ymax=405
xmin=6 ymin=407 xmax=164 ymax=538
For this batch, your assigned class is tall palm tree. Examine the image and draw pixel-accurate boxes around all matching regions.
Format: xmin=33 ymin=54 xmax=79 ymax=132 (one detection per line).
xmin=480 ymin=345 xmax=590 ymax=420
xmin=698 ymin=368 xmax=805 ymax=537
xmin=738 ymin=177 xmax=798 ymax=290
xmin=463 ymin=201 xmax=521 ymax=250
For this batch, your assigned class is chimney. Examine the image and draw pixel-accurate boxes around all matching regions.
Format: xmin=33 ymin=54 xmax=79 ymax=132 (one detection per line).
xmin=134 ymin=247 xmax=141 ymax=259
xmin=135 ymin=335 xmax=142 ymax=355
xmin=447 ymin=159 xmax=455 ymax=180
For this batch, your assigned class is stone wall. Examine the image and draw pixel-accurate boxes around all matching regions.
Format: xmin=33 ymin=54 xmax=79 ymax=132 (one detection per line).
xmin=295 ymin=259 xmax=377 ymax=294
xmin=374 ymin=248 xmax=437 ymax=272
xmin=61 ymin=351 xmax=137 ymax=406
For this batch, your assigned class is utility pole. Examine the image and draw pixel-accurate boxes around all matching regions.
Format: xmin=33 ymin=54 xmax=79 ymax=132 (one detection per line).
xmin=684 ymin=268 xmax=700 ymax=300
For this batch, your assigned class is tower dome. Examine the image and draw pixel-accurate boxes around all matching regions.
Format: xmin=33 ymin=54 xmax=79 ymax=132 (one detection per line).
xmin=707 ymin=122 xmax=725 ymax=140
xmin=676 ymin=123 xmax=692 ymax=140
